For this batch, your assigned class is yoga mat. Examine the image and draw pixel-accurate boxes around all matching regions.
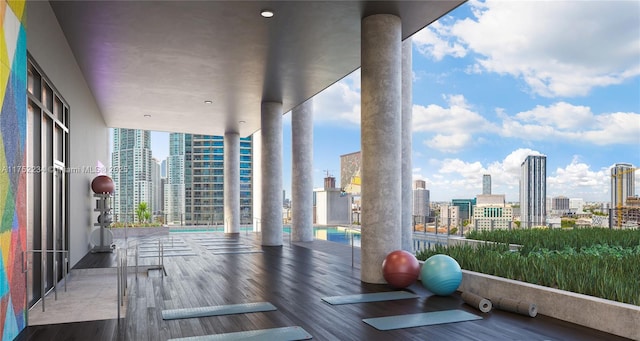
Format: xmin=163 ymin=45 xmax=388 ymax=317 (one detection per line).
xmin=162 ymin=302 xmax=277 ymax=320
xmin=138 ymin=247 xmax=193 ymax=252
xmin=200 ymin=243 xmax=243 ymax=246
xmin=321 ymin=291 xmax=418 ymax=305
xmin=491 ymin=297 xmax=537 ymax=317
xmin=205 ymin=246 xmax=251 ymax=251
xmin=461 ymin=292 xmax=492 ymax=313
xmin=363 ymin=309 xmax=482 ymax=331
xmin=139 ymin=252 xmax=197 ymax=258
xmin=210 ymin=250 xmax=263 ymax=255
xmin=167 ymin=326 xmax=312 ymax=341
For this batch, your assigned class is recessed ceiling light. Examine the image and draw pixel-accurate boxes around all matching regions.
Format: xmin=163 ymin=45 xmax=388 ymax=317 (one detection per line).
xmin=260 ymin=9 xmax=274 ymax=18
xmin=204 ymin=100 xmax=213 ymax=104
xmin=239 ymin=120 xmax=246 ymax=124
xmin=144 ymin=114 xmax=152 ymax=118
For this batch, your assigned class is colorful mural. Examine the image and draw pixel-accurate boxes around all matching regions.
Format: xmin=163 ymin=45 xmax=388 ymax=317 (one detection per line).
xmin=0 ymin=0 xmax=26 ymax=340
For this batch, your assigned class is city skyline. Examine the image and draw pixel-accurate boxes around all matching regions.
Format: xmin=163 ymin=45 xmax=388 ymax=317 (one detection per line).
xmin=148 ymin=0 xmax=639 ymax=203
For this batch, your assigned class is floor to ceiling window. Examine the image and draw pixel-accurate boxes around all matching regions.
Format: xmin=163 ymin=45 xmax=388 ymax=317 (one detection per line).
xmin=26 ymin=55 xmax=69 ymax=307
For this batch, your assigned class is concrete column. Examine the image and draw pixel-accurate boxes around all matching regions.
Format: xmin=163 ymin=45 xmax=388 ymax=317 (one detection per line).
xmin=224 ymin=132 xmax=240 ymax=234
xmin=291 ymin=99 xmax=314 ymax=242
xmin=360 ymin=14 xmax=402 ymax=284
xmin=261 ymin=101 xmax=283 ymax=246
xmin=252 ymin=130 xmax=262 ymax=232
xmin=401 ymin=37 xmax=413 ymax=251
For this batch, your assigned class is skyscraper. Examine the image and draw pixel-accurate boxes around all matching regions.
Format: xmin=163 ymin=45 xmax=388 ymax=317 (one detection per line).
xmin=520 ymin=155 xmax=547 ymax=227
xmin=611 ymin=163 xmax=636 ymax=209
xmin=151 ymin=158 xmax=162 ymax=215
xmin=166 ymin=133 xmax=253 ymax=225
xmin=165 ymin=133 xmax=185 ymax=224
xmin=611 ymin=163 xmax=637 ymax=228
xmin=111 ymin=128 xmax=153 ymax=223
xmin=482 ymin=174 xmax=491 ymax=195
xmin=412 ymin=180 xmax=430 ymax=223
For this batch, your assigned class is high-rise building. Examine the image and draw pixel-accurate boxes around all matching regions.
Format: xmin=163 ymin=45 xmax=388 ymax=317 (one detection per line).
xmin=151 ymin=158 xmax=162 ymax=215
xmin=412 ymin=181 xmax=430 ymax=224
xmin=165 ymin=133 xmax=186 ymax=224
xmin=482 ymin=174 xmax=491 ymax=195
xmin=166 ymin=133 xmax=253 ymax=225
xmin=611 ymin=163 xmax=636 ymax=209
xmin=161 ymin=159 xmax=167 ymax=178
xmin=111 ymin=129 xmax=154 ymax=223
xmin=520 ymin=155 xmax=547 ymax=227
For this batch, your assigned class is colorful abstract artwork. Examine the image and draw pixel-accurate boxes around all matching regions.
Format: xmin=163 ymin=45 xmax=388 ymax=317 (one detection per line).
xmin=0 ymin=0 xmax=26 ymax=340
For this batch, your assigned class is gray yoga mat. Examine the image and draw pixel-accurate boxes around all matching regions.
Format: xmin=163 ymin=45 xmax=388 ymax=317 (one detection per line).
xmin=162 ymin=302 xmax=277 ymax=320
xmin=210 ymin=250 xmax=263 ymax=255
xmin=139 ymin=252 xmax=197 ymax=258
xmin=205 ymin=246 xmax=250 ymax=250
xmin=167 ymin=326 xmax=312 ymax=341
xmin=321 ymin=291 xmax=419 ymax=305
xmin=362 ymin=309 xmax=482 ymax=331
xmin=200 ymin=242 xmax=243 ymax=247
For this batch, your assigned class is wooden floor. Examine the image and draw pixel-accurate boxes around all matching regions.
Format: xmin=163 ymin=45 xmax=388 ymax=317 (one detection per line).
xmin=18 ymin=232 xmax=631 ymax=341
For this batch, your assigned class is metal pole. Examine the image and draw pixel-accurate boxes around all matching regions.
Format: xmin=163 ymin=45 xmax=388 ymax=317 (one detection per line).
xmin=160 ymin=240 xmax=164 ymax=276
xmin=117 ymin=249 xmax=121 ymax=319
xmin=135 ymin=244 xmax=138 ymax=280
xmin=41 ymin=251 xmax=45 ymax=312
xmin=23 ymin=251 xmax=28 ymax=326
xmin=124 ymin=248 xmax=127 ymax=294
xmin=351 ymin=229 xmax=354 ymax=268
xmin=64 ymin=252 xmax=68 ymax=292
xmin=54 ymin=257 xmax=58 ymax=300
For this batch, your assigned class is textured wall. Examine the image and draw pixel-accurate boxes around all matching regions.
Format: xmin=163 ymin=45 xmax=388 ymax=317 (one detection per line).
xmin=0 ymin=0 xmax=27 ymax=339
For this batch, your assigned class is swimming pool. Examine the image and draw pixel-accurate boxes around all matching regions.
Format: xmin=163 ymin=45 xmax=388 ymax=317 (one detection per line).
xmin=170 ymin=225 xmax=361 ymax=247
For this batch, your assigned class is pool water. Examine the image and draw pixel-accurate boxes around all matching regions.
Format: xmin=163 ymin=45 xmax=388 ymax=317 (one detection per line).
xmin=170 ymin=225 xmax=361 ymax=247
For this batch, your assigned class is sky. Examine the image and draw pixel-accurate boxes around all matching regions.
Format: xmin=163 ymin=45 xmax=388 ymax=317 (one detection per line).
xmin=147 ymin=0 xmax=640 ymax=203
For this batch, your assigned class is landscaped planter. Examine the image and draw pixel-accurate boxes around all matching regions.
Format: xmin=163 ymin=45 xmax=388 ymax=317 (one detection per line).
xmin=456 ymin=270 xmax=640 ymax=340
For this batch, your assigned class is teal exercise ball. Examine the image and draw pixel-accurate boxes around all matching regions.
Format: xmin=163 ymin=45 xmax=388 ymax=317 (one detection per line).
xmin=420 ymin=254 xmax=462 ymax=296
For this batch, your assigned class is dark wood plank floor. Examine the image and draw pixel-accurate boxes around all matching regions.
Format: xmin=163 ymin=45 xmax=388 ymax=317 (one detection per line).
xmin=18 ymin=232 xmax=632 ymax=341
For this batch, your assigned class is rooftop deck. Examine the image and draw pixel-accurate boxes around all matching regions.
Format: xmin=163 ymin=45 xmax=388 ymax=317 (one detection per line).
xmin=17 ymin=232 xmax=631 ymax=340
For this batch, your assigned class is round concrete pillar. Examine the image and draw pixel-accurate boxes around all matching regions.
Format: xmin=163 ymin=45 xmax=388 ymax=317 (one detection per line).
xmin=261 ymin=101 xmax=283 ymax=246
xmin=291 ymin=99 xmax=314 ymax=242
xmin=360 ymin=14 xmax=402 ymax=284
xmin=224 ymin=132 xmax=240 ymax=234
xmin=401 ymin=37 xmax=413 ymax=251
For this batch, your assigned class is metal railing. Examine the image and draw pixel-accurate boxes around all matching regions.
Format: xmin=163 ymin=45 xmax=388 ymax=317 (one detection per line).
xmin=116 ymin=236 xmax=168 ymax=320
xmin=22 ymin=249 xmax=70 ymax=325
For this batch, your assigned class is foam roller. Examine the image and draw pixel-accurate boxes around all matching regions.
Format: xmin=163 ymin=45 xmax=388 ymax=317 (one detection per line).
xmin=492 ymin=297 xmax=537 ymax=317
xmin=461 ymin=292 xmax=492 ymax=313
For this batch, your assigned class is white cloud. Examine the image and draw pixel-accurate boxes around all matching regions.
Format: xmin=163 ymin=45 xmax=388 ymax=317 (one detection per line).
xmin=420 ymin=149 xmax=640 ymax=202
xmin=547 ymin=157 xmax=610 ymax=199
xmin=312 ymin=70 xmax=361 ymax=125
xmin=421 ymin=148 xmax=545 ymax=200
xmin=424 ymin=133 xmax=472 ymax=153
xmin=413 ymin=94 xmax=495 ymax=152
xmin=412 ymin=20 xmax=467 ymax=61
xmin=500 ymin=102 xmax=640 ymax=145
xmin=582 ymin=112 xmax=640 ymax=145
xmin=416 ymin=0 xmax=640 ymax=97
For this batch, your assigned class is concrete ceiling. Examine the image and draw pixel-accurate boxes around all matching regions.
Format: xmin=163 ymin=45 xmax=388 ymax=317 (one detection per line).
xmin=50 ymin=1 xmax=465 ymax=137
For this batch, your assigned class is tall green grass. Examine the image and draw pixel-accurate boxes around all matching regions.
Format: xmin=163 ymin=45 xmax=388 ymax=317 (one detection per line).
xmin=416 ymin=228 xmax=640 ymax=306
